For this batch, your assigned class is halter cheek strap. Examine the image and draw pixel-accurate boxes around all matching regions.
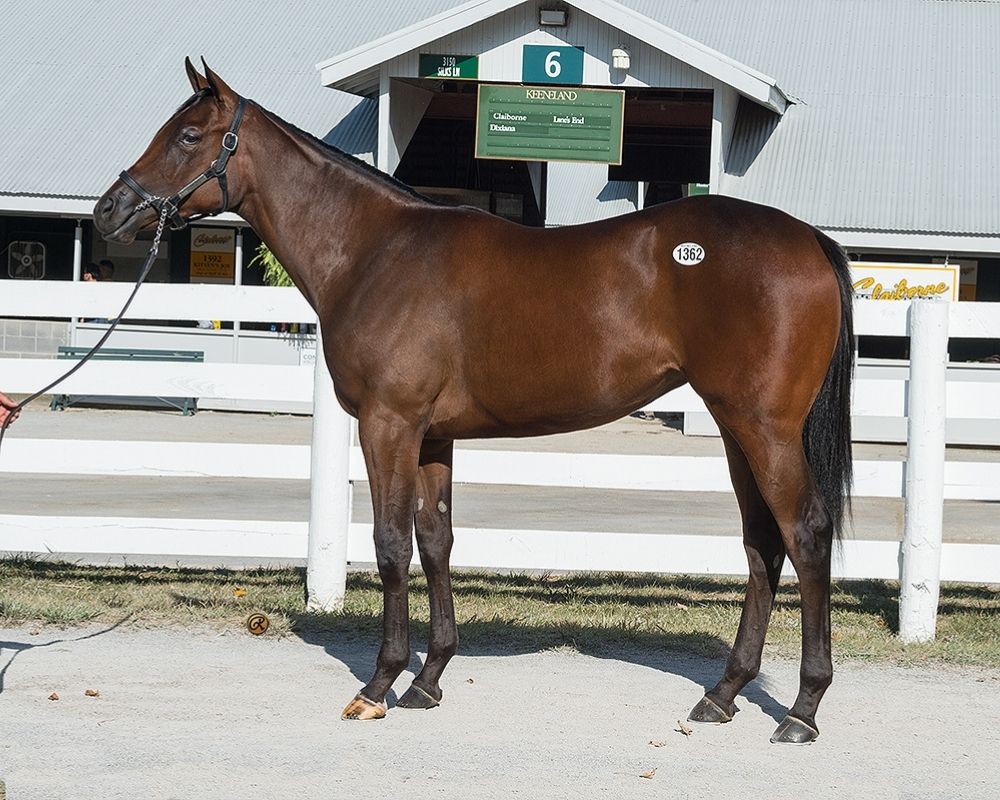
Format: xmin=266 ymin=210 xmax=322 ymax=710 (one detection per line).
xmin=119 ymin=96 xmax=247 ymax=230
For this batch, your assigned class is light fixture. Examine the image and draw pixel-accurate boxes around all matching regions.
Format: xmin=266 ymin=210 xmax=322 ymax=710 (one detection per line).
xmin=612 ymin=47 xmax=631 ymax=70
xmin=539 ymin=8 xmax=568 ymax=26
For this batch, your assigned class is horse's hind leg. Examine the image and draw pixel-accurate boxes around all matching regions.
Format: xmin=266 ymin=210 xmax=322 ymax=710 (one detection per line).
xmin=689 ymin=427 xmax=785 ymax=724
xmin=398 ymin=439 xmax=458 ymax=710
xmin=708 ymin=407 xmax=834 ymax=744
xmin=342 ymin=409 xmax=423 ymax=721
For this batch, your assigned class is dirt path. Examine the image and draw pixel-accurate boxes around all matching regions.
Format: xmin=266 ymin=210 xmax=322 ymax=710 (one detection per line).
xmin=1 ymin=625 xmax=997 ymax=800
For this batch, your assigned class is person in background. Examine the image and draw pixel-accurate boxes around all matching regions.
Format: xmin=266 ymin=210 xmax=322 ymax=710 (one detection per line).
xmin=82 ymin=263 xmax=102 ymax=321
xmin=85 ymin=258 xmax=116 ymax=323
xmin=0 ymin=391 xmax=20 ymax=426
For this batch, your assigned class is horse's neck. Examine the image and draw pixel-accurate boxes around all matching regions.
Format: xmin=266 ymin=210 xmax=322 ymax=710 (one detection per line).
xmin=235 ymin=110 xmax=416 ymax=311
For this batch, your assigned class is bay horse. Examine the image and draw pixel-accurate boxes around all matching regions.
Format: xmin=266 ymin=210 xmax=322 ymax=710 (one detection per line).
xmin=94 ymin=61 xmax=854 ymax=744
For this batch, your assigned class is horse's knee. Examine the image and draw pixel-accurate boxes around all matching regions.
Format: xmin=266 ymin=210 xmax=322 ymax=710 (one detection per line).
xmin=415 ymin=509 xmax=454 ymax=565
xmin=415 ymin=535 xmax=453 ymax=568
xmin=374 ymin=524 xmax=414 ymax=578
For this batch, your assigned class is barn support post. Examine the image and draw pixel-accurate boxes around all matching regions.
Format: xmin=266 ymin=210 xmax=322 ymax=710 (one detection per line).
xmin=72 ymin=221 xmax=83 ymax=281
xmin=306 ymin=325 xmax=353 ymax=612
xmin=899 ymin=299 xmax=949 ymax=643
xmin=232 ymin=228 xmax=243 ymax=363
xmin=70 ymin=220 xmax=83 ymax=344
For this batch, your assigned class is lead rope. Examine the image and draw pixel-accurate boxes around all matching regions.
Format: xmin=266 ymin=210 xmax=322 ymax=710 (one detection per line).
xmin=0 ymin=204 xmax=172 ymax=457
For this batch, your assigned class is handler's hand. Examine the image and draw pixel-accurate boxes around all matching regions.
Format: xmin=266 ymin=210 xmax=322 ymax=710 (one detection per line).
xmin=0 ymin=391 xmax=20 ymax=426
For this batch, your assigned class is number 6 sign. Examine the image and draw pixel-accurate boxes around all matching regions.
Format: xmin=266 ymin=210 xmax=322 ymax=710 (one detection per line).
xmin=522 ymin=44 xmax=584 ymax=84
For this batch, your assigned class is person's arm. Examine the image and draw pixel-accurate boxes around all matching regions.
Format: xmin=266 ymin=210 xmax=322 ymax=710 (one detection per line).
xmin=0 ymin=391 xmax=19 ymax=426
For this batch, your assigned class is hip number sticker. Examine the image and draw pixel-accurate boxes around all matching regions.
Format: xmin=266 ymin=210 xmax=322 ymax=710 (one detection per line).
xmin=673 ymin=243 xmax=705 ymax=266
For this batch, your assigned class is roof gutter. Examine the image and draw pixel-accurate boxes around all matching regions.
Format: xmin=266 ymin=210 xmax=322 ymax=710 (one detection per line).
xmin=317 ymin=0 xmax=521 ymax=92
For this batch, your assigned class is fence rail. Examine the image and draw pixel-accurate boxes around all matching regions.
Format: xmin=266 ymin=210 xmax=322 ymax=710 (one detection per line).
xmin=3 ymin=439 xmax=1000 ymax=501
xmin=2 ymin=283 xmax=1000 ymax=599
xmin=3 ymin=515 xmax=1000 ymax=584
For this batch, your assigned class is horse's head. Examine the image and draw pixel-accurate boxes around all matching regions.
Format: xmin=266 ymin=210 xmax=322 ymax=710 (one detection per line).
xmin=94 ymin=58 xmax=247 ymax=243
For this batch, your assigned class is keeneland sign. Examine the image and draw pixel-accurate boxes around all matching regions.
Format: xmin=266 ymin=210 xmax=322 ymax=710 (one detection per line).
xmin=475 ymin=84 xmax=625 ymax=165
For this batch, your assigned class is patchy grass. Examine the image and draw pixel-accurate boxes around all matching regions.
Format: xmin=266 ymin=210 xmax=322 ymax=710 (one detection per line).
xmin=1 ymin=557 xmax=998 ymax=667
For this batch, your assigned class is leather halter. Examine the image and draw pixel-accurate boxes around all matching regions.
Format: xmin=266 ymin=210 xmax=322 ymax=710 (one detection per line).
xmin=119 ymin=96 xmax=247 ymax=230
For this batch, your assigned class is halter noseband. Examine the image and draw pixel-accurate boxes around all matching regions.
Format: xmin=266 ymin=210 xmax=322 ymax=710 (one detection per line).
xmin=119 ymin=96 xmax=247 ymax=230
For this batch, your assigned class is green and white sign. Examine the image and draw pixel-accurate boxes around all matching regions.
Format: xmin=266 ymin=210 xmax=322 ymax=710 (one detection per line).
xmin=418 ymin=53 xmax=478 ymax=80
xmin=475 ymin=84 xmax=625 ymax=164
xmin=522 ymin=44 xmax=584 ymax=85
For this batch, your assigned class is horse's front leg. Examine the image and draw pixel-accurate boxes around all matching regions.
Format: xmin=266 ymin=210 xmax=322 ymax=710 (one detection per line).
xmin=341 ymin=409 xmax=423 ymax=721
xmin=398 ymin=439 xmax=457 ymax=709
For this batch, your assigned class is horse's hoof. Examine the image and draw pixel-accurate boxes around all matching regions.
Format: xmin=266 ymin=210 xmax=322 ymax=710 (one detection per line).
xmin=396 ymin=684 xmax=441 ymax=710
xmin=770 ymin=715 xmax=819 ymax=744
xmin=687 ymin=695 xmax=735 ymax=724
xmin=341 ymin=693 xmax=387 ymax=721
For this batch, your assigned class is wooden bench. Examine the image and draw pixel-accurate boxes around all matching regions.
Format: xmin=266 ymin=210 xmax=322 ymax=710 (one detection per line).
xmin=50 ymin=346 xmax=204 ymax=415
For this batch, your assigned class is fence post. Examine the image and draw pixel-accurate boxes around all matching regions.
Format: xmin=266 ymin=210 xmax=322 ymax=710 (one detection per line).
xmin=899 ymin=299 xmax=949 ymax=643
xmin=306 ymin=326 xmax=353 ymax=612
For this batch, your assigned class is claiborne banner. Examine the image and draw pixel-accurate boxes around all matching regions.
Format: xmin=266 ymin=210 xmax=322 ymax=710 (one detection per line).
xmin=475 ymin=84 xmax=625 ymax=164
xmin=850 ymin=262 xmax=959 ymax=301
xmin=190 ymin=227 xmax=235 ymax=284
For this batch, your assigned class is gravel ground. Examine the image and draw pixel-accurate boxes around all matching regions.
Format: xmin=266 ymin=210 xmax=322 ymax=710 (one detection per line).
xmin=1 ymin=625 xmax=998 ymax=800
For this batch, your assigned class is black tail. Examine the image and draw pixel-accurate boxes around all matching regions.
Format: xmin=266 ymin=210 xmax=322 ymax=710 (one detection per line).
xmin=803 ymin=230 xmax=854 ymax=539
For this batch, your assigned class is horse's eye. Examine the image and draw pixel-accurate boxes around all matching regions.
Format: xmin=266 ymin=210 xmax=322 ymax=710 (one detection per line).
xmin=180 ymin=131 xmax=201 ymax=146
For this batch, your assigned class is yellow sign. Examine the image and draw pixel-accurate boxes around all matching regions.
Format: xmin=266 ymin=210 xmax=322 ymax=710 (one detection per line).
xmin=190 ymin=227 xmax=235 ymax=283
xmin=850 ymin=262 xmax=958 ymax=301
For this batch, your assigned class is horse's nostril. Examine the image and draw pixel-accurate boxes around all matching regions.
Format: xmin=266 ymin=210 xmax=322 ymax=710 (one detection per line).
xmin=100 ymin=195 xmax=116 ymax=216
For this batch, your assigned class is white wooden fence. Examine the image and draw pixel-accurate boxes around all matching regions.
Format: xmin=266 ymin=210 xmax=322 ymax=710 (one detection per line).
xmin=2 ymin=283 xmax=1000 ymax=610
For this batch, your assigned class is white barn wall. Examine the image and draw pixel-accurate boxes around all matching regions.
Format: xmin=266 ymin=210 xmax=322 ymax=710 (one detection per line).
xmin=407 ymin=3 xmax=716 ymax=89
xmin=711 ymin=85 xmax=740 ymax=192
xmin=387 ymin=77 xmax=436 ymax=172
xmin=545 ymin=162 xmax=638 ymax=225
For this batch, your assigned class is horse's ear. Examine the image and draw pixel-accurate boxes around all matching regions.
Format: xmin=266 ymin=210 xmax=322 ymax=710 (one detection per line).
xmin=202 ymin=59 xmax=236 ymax=107
xmin=185 ymin=56 xmax=208 ymax=93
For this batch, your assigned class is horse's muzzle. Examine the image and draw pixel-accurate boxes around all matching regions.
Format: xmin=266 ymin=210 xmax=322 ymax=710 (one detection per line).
xmin=93 ymin=184 xmax=155 ymax=243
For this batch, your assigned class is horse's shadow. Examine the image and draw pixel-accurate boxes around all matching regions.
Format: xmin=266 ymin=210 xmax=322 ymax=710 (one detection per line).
xmin=291 ymin=610 xmax=789 ymax=723
xmin=0 ymin=618 xmax=130 ymax=695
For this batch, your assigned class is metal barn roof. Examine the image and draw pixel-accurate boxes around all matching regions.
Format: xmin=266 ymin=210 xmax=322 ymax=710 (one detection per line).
xmin=0 ymin=0 xmax=393 ymax=201
xmin=1 ymin=0 xmax=998 ymax=238
xmin=628 ymin=0 xmax=1000 ymax=236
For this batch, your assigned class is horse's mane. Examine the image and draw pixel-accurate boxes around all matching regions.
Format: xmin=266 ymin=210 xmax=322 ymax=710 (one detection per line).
xmin=252 ymin=100 xmax=438 ymax=205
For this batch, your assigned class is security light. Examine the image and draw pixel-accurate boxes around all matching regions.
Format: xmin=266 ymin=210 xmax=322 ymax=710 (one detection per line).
xmin=539 ymin=8 xmax=568 ymax=26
